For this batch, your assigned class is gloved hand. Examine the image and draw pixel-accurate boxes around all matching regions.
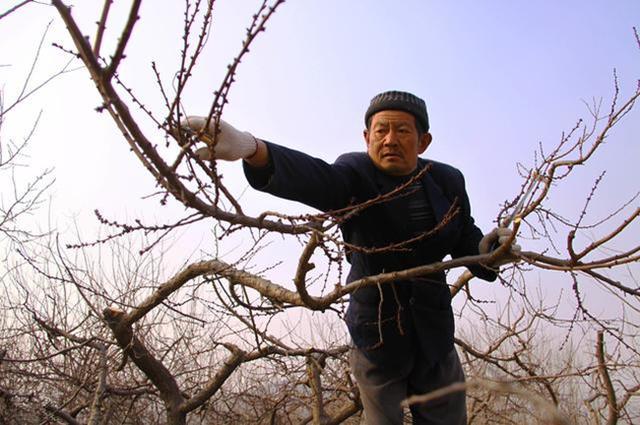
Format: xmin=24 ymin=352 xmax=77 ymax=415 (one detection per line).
xmin=179 ymin=116 xmax=258 ymax=161
xmin=478 ymin=227 xmax=522 ymax=266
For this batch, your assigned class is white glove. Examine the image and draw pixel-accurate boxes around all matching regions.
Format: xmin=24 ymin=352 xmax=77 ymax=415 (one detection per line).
xmin=478 ymin=227 xmax=522 ymax=265
xmin=179 ymin=116 xmax=257 ymax=161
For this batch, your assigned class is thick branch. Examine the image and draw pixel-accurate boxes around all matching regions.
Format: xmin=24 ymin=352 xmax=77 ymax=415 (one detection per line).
xmin=103 ymin=307 xmax=185 ymax=424
xmin=124 ymin=250 xmax=520 ymax=327
xmin=306 ymin=354 xmax=326 ymax=424
xmin=180 ymin=345 xmax=246 ymax=413
xmin=293 ymin=232 xmax=325 ymax=309
xmin=596 ymin=331 xmax=618 ymax=425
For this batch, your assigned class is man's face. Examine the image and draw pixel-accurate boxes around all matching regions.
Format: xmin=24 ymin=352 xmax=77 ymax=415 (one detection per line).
xmin=364 ymin=110 xmax=431 ymax=176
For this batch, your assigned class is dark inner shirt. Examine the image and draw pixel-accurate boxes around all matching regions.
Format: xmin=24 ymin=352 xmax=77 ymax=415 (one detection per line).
xmin=389 ymin=168 xmax=437 ymax=239
xmin=404 ymin=180 xmax=436 ymax=237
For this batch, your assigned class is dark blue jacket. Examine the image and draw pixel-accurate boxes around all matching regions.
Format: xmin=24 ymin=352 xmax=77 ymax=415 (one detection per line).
xmin=244 ymin=142 xmax=496 ymax=369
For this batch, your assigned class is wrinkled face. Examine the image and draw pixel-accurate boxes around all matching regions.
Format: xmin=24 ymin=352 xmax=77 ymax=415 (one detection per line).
xmin=364 ymin=110 xmax=431 ymax=176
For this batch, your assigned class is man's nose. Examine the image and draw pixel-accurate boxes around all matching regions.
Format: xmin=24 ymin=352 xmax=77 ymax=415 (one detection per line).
xmin=383 ymin=129 xmax=398 ymax=146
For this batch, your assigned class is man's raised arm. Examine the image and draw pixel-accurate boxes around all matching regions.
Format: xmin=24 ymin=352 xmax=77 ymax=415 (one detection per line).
xmin=180 ymin=116 xmax=270 ymax=168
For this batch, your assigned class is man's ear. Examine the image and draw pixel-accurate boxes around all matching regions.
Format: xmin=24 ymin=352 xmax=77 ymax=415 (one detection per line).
xmin=363 ymin=129 xmax=370 ymax=148
xmin=417 ymin=132 xmax=432 ymax=154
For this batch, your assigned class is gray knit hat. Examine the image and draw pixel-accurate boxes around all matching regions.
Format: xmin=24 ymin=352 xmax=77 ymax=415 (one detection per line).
xmin=364 ymin=90 xmax=429 ymax=132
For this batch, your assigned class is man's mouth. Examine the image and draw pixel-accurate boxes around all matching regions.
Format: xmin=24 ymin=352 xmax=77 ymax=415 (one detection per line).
xmin=382 ymin=152 xmax=401 ymax=159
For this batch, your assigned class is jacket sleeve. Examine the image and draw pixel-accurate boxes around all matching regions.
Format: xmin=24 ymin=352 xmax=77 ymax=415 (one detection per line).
xmin=242 ymin=141 xmax=359 ymax=212
xmin=448 ymin=169 xmax=498 ymax=282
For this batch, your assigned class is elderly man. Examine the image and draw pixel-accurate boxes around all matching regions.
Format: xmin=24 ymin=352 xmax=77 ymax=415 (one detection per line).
xmin=183 ymin=91 xmax=516 ymax=424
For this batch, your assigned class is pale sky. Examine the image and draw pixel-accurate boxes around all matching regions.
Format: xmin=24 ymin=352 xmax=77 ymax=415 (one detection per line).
xmin=1 ymin=1 xmax=639 ymax=330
